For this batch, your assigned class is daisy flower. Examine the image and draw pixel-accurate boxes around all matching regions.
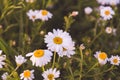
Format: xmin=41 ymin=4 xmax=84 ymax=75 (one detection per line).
xmin=96 ymin=0 xmax=109 ymax=5
xmin=27 ymin=9 xmax=39 ymax=22
xmin=0 ymin=50 xmax=6 ymax=68
xmin=70 ymin=11 xmax=79 ymax=17
xmin=1 ymin=72 xmax=8 ymax=80
xmin=20 ymin=70 xmax=34 ymax=80
xmin=109 ymin=55 xmax=120 ymax=65
xmin=42 ymin=68 xmax=60 ymax=80
xmin=44 ymin=29 xmax=73 ymax=52
xmin=100 ymin=6 xmax=115 ymax=20
xmin=105 ymin=27 xmax=113 ymax=34
xmin=94 ymin=51 xmax=108 ymax=65
xmin=26 ymin=49 xmax=53 ymax=67
xmin=15 ymin=55 xmax=27 ymax=66
xmin=37 ymin=10 xmax=53 ymax=21
xmin=58 ymin=41 xmax=75 ymax=58
xmin=109 ymin=0 xmax=120 ymax=6
xmin=84 ymin=7 xmax=93 ymax=15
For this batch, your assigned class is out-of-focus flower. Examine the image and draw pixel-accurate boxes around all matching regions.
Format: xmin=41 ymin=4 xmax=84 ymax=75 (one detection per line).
xmin=84 ymin=7 xmax=93 ymax=15
xmin=0 ymin=25 xmax=3 ymax=29
xmin=79 ymin=44 xmax=85 ymax=50
xmin=94 ymin=51 xmax=108 ymax=65
xmin=70 ymin=11 xmax=79 ymax=17
xmin=20 ymin=70 xmax=34 ymax=80
xmin=37 ymin=10 xmax=53 ymax=21
xmin=58 ymin=41 xmax=75 ymax=58
xmin=113 ymin=28 xmax=117 ymax=36
xmin=25 ymin=0 xmax=35 ymax=3
xmin=44 ymin=29 xmax=73 ymax=52
xmin=15 ymin=55 xmax=26 ymax=66
xmin=105 ymin=27 xmax=112 ymax=34
xmin=100 ymin=6 xmax=115 ymax=20
xmin=26 ymin=49 xmax=53 ymax=67
xmin=1 ymin=72 xmax=8 ymax=80
xmin=97 ymin=0 xmax=109 ymax=5
xmin=109 ymin=55 xmax=120 ymax=65
xmin=0 ymin=50 xmax=6 ymax=68
xmin=109 ymin=0 xmax=120 ymax=6
xmin=42 ymin=68 xmax=60 ymax=80
xmin=40 ymin=30 xmax=45 ymax=35
xmin=27 ymin=9 xmax=39 ymax=22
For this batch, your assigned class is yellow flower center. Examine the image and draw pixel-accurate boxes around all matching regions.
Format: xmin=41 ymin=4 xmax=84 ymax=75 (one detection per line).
xmin=23 ymin=70 xmax=31 ymax=78
xmin=113 ymin=58 xmax=118 ymax=63
xmin=53 ymin=37 xmax=63 ymax=44
xmin=99 ymin=52 xmax=107 ymax=60
xmin=105 ymin=10 xmax=110 ymax=15
xmin=34 ymin=50 xmax=44 ymax=58
xmin=41 ymin=10 xmax=48 ymax=16
xmin=48 ymin=74 xmax=54 ymax=80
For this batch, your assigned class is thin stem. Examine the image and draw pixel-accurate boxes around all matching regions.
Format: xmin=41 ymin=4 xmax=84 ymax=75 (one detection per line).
xmin=52 ymin=51 xmax=56 ymax=68
xmin=42 ymin=66 xmax=45 ymax=72
xmin=79 ymin=48 xmax=83 ymax=80
xmin=9 ymin=65 xmax=20 ymax=77
xmin=69 ymin=67 xmax=74 ymax=80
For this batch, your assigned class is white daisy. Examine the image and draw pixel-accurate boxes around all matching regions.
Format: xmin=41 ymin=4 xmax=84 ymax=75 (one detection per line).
xmin=105 ymin=27 xmax=113 ymax=34
xmin=109 ymin=55 xmax=120 ymax=65
xmin=58 ymin=41 xmax=75 ymax=58
xmin=44 ymin=29 xmax=73 ymax=52
xmin=97 ymin=0 xmax=109 ymax=5
xmin=84 ymin=7 xmax=93 ymax=15
xmin=94 ymin=51 xmax=108 ymax=65
xmin=15 ymin=55 xmax=27 ymax=66
xmin=37 ymin=10 xmax=53 ymax=21
xmin=27 ymin=9 xmax=39 ymax=22
xmin=109 ymin=0 xmax=120 ymax=6
xmin=20 ymin=70 xmax=34 ymax=80
xmin=0 ymin=50 xmax=6 ymax=68
xmin=100 ymin=6 xmax=115 ymax=20
xmin=42 ymin=68 xmax=60 ymax=80
xmin=1 ymin=72 xmax=8 ymax=80
xmin=26 ymin=49 xmax=53 ymax=67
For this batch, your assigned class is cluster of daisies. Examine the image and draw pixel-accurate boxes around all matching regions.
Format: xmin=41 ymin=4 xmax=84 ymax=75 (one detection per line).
xmin=27 ymin=9 xmax=53 ymax=22
xmin=0 ymin=28 xmax=75 ymax=80
xmin=94 ymin=51 xmax=120 ymax=66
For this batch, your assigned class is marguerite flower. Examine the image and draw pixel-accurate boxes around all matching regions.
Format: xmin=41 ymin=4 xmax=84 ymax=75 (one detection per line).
xmin=109 ymin=0 xmax=120 ymax=6
xmin=1 ymin=72 xmax=8 ymax=80
xmin=26 ymin=49 xmax=53 ymax=67
xmin=105 ymin=27 xmax=113 ymax=34
xmin=37 ymin=10 xmax=53 ymax=21
xmin=42 ymin=68 xmax=60 ymax=80
xmin=27 ymin=9 xmax=39 ymax=22
xmin=100 ymin=6 xmax=115 ymax=20
xmin=109 ymin=55 xmax=120 ymax=65
xmin=58 ymin=41 xmax=75 ymax=58
xmin=94 ymin=51 xmax=108 ymax=65
xmin=15 ymin=55 xmax=26 ymax=66
xmin=97 ymin=0 xmax=109 ymax=5
xmin=20 ymin=70 xmax=34 ymax=80
xmin=0 ymin=50 xmax=6 ymax=68
xmin=44 ymin=29 xmax=73 ymax=52
xmin=84 ymin=7 xmax=93 ymax=15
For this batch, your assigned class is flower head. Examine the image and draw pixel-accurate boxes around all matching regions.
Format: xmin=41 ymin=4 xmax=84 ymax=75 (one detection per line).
xmin=37 ymin=10 xmax=53 ymax=21
xmin=26 ymin=0 xmax=35 ymax=3
xmin=26 ymin=49 xmax=53 ymax=67
xmin=84 ymin=7 xmax=93 ymax=15
xmin=1 ymin=72 xmax=8 ymax=80
xmin=27 ymin=9 xmax=39 ymax=22
xmin=20 ymin=70 xmax=34 ymax=80
xmin=97 ymin=0 xmax=109 ymax=5
xmin=94 ymin=51 xmax=108 ymax=65
xmin=42 ymin=68 xmax=60 ymax=80
xmin=0 ymin=50 xmax=6 ymax=68
xmin=100 ymin=6 xmax=115 ymax=20
xmin=109 ymin=55 xmax=120 ymax=65
xmin=105 ymin=27 xmax=113 ymax=34
xmin=44 ymin=29 xmax=73 ymax=52
xmin=15 ymin=55 xmax=26 ymax=66
xmin=70 ymin=11 xmax=79 ymax=17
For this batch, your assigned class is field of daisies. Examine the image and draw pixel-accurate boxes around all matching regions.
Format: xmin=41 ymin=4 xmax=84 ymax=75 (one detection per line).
xmin=1 ymin=0 xmax=120 ymax=80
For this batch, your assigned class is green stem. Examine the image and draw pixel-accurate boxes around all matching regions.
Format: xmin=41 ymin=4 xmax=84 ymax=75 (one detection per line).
xmin=9 ymin=65 xmax=20 ymax=77
xmin=52 ymin=51 xmax=56 ymax=68
xmin=69 ymin=67 xmax=74 ymax=80
xmin=42 ymin=66 xmax=45 ymax=72
xmin=79 ymin=48 xmax=83 ymax=80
